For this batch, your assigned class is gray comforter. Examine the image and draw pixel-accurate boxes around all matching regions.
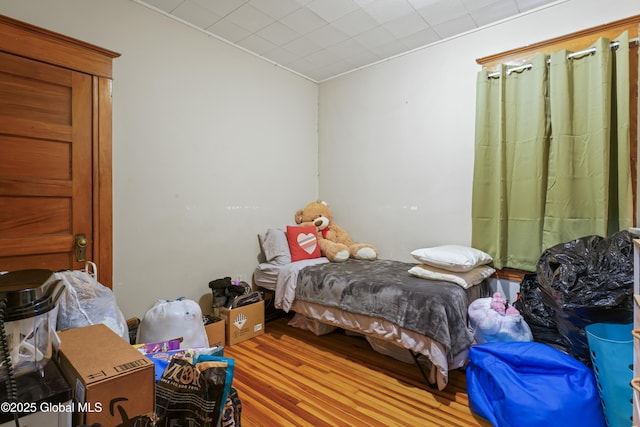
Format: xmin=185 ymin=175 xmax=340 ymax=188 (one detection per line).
xmin=295 ymin=259 xmax=475 ymax=356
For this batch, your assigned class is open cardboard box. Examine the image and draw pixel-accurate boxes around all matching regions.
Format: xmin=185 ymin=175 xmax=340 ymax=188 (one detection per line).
xmin=219 ymin=300 xmax=265 ymax=345
xmin=205 ymin=317 xmax=225 ymax=347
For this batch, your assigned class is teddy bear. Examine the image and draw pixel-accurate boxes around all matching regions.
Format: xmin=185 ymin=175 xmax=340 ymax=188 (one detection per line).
xmin=294 ymin=200 xmax=378 ymax=262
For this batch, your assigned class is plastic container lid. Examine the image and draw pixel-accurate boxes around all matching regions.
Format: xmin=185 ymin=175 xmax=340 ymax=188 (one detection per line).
xmin=0 ymin=269 xmax=65 ymax=321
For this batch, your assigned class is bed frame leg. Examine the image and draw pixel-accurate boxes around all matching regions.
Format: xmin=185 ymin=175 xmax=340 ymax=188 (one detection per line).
xmin=410 ymin=351 xmax=437 ymax=389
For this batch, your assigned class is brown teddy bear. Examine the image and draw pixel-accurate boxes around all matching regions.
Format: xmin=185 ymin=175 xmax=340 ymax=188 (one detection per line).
xmin=294 ymin=200 xmax=378 ymax=262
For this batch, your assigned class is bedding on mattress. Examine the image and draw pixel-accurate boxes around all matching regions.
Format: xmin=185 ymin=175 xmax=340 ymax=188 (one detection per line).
xmin=254 ymin=257 xmax=328 ymax=291
xmin=295 ymin=259 xmax=474 ymax=357
xmin=254 ymin=257 xmax=488 ymax=389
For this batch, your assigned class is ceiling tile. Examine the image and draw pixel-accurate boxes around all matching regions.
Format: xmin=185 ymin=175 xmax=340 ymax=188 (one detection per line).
xmin=516 ymin=0 xmax=557 ymax=12
xmin=304 ymin=48 xmax=342 ymax=67
xmin=282 ymin=36 xmax=322 ymax=57
xmin=471 ymin=1 xmax=519 ymax=27
xmin=249 ymin=0 xmax=302 ymax=20
xmin=306 ymin=0 xmax=360 ymax=22
xmin=236 ymin=34 xmax=277 ymax=55
xmin=407 ymin=0 xmax=445 ymax=10
xmin=382 ymin=10 xmax=430 ymax=38
xmin=353 ymin=25 xmax=396 ymax=50
xmin=330 ymin=8 xmax=379 ymax=37
xmin=286 ymin=57 xmax=319 ymax=76
xmin=279 ymin=7 xmax=327 ymax=34
xmin=416 ymin=0 xmax=468 ymax=26
xmin=363 ymin=0 xmax=416 ymax=24
xmin=306 ymin=25 xmax=349 ymax=49
xmin=312 ymin=60 xmax=355 ymax=80
xmin=461 ymin=0 xmax=509 ymax=12
xmin=265 ymin=47 xmax=300 ymax=66
xmin=370 ymin=39 xmax=409 ymax=58
xmin=326 ymin=38 xmax=368 ymax=59
xmin=257 ymin=21 xmax=300 ymax=46
xmin=172 ymin=1 xmax=222 ymax=29
xmin=349 ymin=49 xmax=383 ymax=67
xmin=432 ymin=14 xmax=477 ymax=38
xmin=225 ymin=3 xmax=274 ymax=33
xmin=206 ymin=18 xmax=251 ymax=43
xmin=191 ymin=0 xmax=246 ymax=17
xmin=141 ymin=0 xmax=184 ymax=13
xmin=353 ymin=0 xmax=377 ymax=6
xmin=399 ymin=27 xmax=440 ymax=49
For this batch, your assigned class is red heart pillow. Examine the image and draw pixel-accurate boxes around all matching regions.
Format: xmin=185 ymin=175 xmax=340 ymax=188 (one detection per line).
xmin=286 ymin=225 xmax=321 ymax=261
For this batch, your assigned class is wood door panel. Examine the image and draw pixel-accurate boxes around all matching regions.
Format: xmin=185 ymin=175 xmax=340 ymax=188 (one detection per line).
xmin=0 ymin=236 xmax=73 ymax=258
xmin=0 ymin=75 xmax=70 ymax=124
xmin=0 ymin=253 xmax=72 ymax=272
xmin=0 ymin=117 xmax=71 ymax=141
xmin=0 ymin=52 xmax=72 ymax=127
xmin=0 ymin=178 xmax=71 ymax=197
xmin=0 ymin=50 xmax=92 ymax=272
xmin=0 ymin=51 xmax=71 ymax=85
xmin=0 ymin=136 xmax=70 ymax=180
xmin=0 ymin=197 xmax=70 ymax=236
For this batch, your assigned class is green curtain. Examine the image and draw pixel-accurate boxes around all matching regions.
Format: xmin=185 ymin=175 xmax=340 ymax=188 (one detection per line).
xmin=471 ymin=54 xmax=549 ymax=270
xmin=471 ymin=32 xmax=632 ymax=271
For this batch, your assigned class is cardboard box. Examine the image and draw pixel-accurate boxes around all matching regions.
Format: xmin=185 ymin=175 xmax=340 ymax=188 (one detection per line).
xmin=205 ymin=317 xmax=225 ymax=347
xmin=56 ymin=324 xmax=155 ymax=427
xmin=219 ymin=300 xmax=265 ymax=345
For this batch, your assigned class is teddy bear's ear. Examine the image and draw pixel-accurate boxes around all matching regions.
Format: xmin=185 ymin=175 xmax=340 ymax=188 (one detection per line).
xmin=294 ymin=209 xmax=304 ymax=224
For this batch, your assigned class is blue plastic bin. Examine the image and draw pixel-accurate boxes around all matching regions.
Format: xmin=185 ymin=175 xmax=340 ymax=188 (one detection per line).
xmin=585 ymin=323 xmax=633 ymax=427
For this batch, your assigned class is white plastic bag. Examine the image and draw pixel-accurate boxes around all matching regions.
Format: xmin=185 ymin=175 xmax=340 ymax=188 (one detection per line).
xmin=136 ymin=298 xmax=208 ymax=349
xmin=55 ymin=269 xmax=129 ymax=341
xmin=468 ymin=294 xmax=533 ymax=344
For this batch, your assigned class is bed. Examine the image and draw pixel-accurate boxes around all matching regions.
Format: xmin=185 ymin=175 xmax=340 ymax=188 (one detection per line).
xmin=254 ymin=230 xmax=493 ymax=389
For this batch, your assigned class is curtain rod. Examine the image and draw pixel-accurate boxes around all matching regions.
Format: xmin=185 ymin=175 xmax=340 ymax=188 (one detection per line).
xmin=486 ymin=37 xmax=639 ymax=78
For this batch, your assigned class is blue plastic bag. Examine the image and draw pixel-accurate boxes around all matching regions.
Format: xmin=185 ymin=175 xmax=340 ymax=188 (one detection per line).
xmin=155 ymin=355 xmax=235 ymax=427
xmin=144 ymin=346 xmax=225 ymax=381
xmin=466 ymin=342 xmax=605 ymax=427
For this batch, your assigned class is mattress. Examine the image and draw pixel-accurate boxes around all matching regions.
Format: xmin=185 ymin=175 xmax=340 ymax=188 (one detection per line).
xmin=290 ymin=299 xmax=469 ymax=389
xmin=254 ymin=258 xmax=490 ymax=389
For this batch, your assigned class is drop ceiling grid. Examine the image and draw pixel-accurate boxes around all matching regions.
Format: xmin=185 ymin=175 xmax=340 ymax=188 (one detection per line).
xmin=135 ymin=0 xmax=561 ymax=82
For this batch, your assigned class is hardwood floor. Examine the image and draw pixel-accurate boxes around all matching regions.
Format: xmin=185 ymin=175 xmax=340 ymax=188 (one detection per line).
xmin=223 ymin=317 xmax=492 ymax=427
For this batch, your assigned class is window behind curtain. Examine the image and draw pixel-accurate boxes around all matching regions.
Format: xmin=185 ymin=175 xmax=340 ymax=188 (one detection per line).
xmin=473 ymin=16 xmax=639 ymax=274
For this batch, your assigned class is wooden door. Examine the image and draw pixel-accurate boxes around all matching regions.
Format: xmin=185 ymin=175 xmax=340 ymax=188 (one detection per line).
xmin=0 ymin=15 xmax=118 ymax=286
xmin=0 ymin=51 xmax=93 ymax=273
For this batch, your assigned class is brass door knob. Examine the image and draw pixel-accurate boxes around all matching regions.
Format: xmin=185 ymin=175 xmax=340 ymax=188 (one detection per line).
xmin=75 ymin=233 xmax=88 ymax=262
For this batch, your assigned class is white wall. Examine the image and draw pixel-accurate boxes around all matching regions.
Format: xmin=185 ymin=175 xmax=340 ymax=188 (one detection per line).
xmin=318 ymin=0 xmax=640 ymax=263
xmin=0 ymin=0 xmax=319 ymax=319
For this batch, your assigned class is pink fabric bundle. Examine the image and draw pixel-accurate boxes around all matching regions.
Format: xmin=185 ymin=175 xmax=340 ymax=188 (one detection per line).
xmin=468 ymin=292 xmax=533 ymax=343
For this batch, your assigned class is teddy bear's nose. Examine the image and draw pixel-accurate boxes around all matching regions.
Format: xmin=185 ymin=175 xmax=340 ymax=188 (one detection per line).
xmin=313 ymin=218 xmax=323 ymax=226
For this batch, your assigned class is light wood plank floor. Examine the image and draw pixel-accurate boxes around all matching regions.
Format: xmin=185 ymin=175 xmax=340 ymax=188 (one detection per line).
xmin=224 ymin=317 xmax=492 ymax=427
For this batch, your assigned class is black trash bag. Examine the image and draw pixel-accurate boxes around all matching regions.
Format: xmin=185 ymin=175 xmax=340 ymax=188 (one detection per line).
xmin=513 ymin=273 xmax=568 ymax=353
xmin=535 ymin=230 xmax=634 ymax=364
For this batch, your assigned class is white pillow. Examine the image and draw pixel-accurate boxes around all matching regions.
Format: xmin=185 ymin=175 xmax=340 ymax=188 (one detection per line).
xmin=410 ymin=245 xmax=492 ymax=272
xmin=258 ymin=228 xmax=291 ymax=265
xmin=408 ymin=264 xmax=495 ymax=289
